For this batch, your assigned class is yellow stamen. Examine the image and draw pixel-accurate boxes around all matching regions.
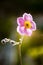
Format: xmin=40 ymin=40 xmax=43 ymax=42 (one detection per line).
xmin=24 ymin=21 xmax=32 ymax=28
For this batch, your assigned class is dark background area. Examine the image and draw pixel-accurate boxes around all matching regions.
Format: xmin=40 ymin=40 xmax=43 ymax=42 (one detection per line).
xmin=0 ymin=0 xmax=43 ymax=16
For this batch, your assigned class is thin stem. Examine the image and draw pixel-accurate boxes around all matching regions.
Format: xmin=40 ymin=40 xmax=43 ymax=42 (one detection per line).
xmin=18 ymin=36 xmax=24 ymax=65
xmin=18 ymin=44 xmax=22 ymax=65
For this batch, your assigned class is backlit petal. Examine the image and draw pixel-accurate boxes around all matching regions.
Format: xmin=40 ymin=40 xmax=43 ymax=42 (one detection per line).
xmin=25 ymin=29 xmax=32 ymax=36
xmin=23 ymin=13 xmax=33 ymax=21
xmin=31 ymin=21 xmax=36 ymax=31
xmin=17 ymin=17 xmax=24 ymax=26
xmin=17 ymin=26 xmax=25 ymax=35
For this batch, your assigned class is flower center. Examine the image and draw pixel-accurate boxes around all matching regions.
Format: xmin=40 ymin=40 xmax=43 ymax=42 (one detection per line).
xmin=24 ymin=21 xmax=32 ymax=28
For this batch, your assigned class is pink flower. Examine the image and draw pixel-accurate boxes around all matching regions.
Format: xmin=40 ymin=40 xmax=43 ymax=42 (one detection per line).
xmin=17 ymin=13 xmax=36 ymax=36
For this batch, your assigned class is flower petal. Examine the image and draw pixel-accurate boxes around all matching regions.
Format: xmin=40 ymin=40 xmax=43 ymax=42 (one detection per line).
xmin=17 ymin=17 xmax=24 ymax=26
xmin=23 ymin=13 xmax=33 ymax=21
xmin=17 ymin=26 xmax=25 ymax=35
xmin=25 ymin=29 xmax=32 ymax=36
xmin=31 ymin=21 xmax=36 ymax=31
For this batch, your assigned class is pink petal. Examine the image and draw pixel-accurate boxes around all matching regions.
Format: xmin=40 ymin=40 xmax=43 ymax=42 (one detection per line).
xmin=31 ymin=21 xmax=36 ymax=31
xmin=25 ymin=29 xmax=32 ymax=36
xmin=17 ymin=17 xmax=24 ymax=26
xmin=17 ymin=26 xmax=25 ymax=35
xmin=23 ymin=13 xmax=33 ymax=21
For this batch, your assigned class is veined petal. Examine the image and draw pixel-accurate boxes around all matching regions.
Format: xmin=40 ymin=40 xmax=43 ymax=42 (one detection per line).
xmin=23 ymin=13 xmax=33 ymax=21
xmin=17 ymin=17 xmax=24 ymax=26
xmin=25 ymin=29 xmax=32 ymax=36
xmin=31 ymin=21 xmax=36 ymax=31
xmin=17 ymin=26 xmax=25 ymax=35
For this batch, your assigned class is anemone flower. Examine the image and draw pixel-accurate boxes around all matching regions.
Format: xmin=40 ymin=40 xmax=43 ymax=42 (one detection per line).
xmin=17 ymin=13 xmax=36 ymax=36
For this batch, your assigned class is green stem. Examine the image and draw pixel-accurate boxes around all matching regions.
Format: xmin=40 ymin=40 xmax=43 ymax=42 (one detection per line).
xmin=18 ymin=44 xmax=22 ymax=65
xmin=18 ymin=36 xmax=24 ymax=65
